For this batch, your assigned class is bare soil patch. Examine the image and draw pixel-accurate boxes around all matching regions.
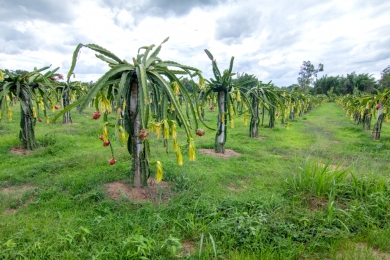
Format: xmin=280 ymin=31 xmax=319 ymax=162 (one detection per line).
xmin=305 ymin=196 xmax=328 ymax=212
xmin=227 ymin=185 xmax=247 ymax=192
xmin=179 ymin=240 xmax=197 ymax=257
xmin=337 ymin=242 xmax=390 ymax=260
xmin=256 ymin=136 xmax=267 ymax=140
xmin=3 ymin=208 xmax=18 ymax=215
xmin=319 ymin=163 xmax=347 ymax=171
xmin=227 ymin=186 xmax=241 ymax=192
xmin=227 ymin=180 xmax=247 ymax=192
xmin=1 ymin=184 xmax=36 ymax=197
xmin=355 ymin=243 xmax=390 ymax=260
xmin=10 ymin=147 xmax=33 ymax=155
xmin=62 ymin=122 xmax=79 ymax=125
xmin=104 ymin=179 xmax=171 ymax=203
xmin=1 ymin=184 xmax=37 ymax=215
xmin=197 ymin=149 xmax=241 ymax=158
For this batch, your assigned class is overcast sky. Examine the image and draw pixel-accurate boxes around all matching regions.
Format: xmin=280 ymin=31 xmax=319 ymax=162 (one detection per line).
xmin=1 ymin=0 xmax=389 ymax=87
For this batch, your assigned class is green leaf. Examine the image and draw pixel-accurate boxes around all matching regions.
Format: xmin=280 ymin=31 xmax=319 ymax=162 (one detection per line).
xmin=136 ymin=64 xmax=150 ymax=128
xmin=67 ymin=44 xmax=83 ymax=79
xmin=84 ymin=44 xmax=123 ymax=64
xmin=145 ymin=47 xmax=162 ymax=68
xmin=79 ymin=64 xmax=135 ymax=111
xmin=204 ymin=49 xmax=214 ymax=61
xmin=148 ymin=71 xmax=192 ymax=138
xmin=211 ymin=61 xmax=222 ymax=81
xmin=240 ymin=92 xmax=254 ymax=115
xmin=160 ymin=68 xmax=199 ymax=130
xmin=228 ymin=56 xmax=234 ymax=75
xmin=161 ymin=37 xmax=169 ymax=44
xmin=141 ymin=44 xmax=155 ymax=66
xmin=116 ymin=71 xmax=132 ymax=107
xmin=35 ymin=65 xmax=52 ymax=73
xmin=0 ymin=82 xmax=13 ymax=104
xmin=95 ymin=54 xmax=120 ymax=65
xmin=155 ymin=61 xmax=200 ymax=73
xmin=51 ymin=67 xmax=60 ymax=74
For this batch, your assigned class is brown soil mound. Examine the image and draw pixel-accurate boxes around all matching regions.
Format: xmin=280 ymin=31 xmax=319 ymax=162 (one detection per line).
xmin=104 ymin=179 xmax=171 ymax=203
xmin=197 ymin=149 xmax=241 ymax=158
xmin=10 ymin=147 xmax=33 ymax=155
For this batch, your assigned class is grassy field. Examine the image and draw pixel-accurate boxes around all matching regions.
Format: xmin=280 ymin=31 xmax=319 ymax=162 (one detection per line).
xmin=1 ymin=102 xmax=390 ymax=259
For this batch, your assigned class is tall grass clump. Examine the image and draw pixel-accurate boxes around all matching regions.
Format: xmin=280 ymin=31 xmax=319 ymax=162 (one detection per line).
xmin=284 ymin=157 xmax=390 ymax=244
xmin=286 ymin=158 xmax=348 ymax=197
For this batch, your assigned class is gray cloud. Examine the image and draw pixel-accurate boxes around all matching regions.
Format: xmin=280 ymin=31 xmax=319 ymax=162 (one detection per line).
xmin=353 ymin=0 xmax=390 ymax=13
xmin=352 ymin=36 xmax=390 ymax=64
xmin=100 ymin=0 xmax=226 ymax=29
xmin=0 ymin=23 xmax=40 ymax=54
xmin=0 ymin=1 xmax=84 ymax=57
xmin=257 ymin=64 xmax=298 ymax=87
xmin=1 ymin=0 xmax=389 ymax=87
xmin=214 ymin=7 xmax=261 ymax=44
xmin=141 ymin=0 xmax=221 ymax=17
xmin=232 ymin=51 xmax=297 ymax=87
xmin=101 ymin=0 xmax=222 ymax=17
xmin=63 ymin=34 xmax=93 ymax=47
xmin=0 ymin=0 xmax=78 ymax=23
xmin=263 ymin=30 xmax=302 ymax=52
xmin=0 ymin=22 xmax=81 ymax=56
xmin=64 ymin=57 xmax=110 ymax=76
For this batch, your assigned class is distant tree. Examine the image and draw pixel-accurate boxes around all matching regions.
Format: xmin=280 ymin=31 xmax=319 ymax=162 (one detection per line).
xmin=11 ymin=69 xmax=29 ymax=76
xmin=280 ymin=84 xmax=299 ymax=92
xmin=297 ymin=61 xmax=324 ymax=93
xmin=343 ymin=72 xmax=357 ymax=94
xmin=355 ymin=73 xmax=376 ymax=93
xmin=313 ymin=75 xmax=344 ymax=96
xmin=313 ymin=72 xmax=377 ymax=96
xmin=342 ymin=72 xmax=376 ymax=94
xmin=180 ymin=77 xmax=196 ymax=93
xmin=378 ymin=65 xmax=390 ymax=91
xmin=233 ymin=73 xmax=258 ymax=92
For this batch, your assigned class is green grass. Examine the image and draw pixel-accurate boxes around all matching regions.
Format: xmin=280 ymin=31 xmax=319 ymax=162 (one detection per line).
xmin=1 ymin=102 xmax=390 ymax=259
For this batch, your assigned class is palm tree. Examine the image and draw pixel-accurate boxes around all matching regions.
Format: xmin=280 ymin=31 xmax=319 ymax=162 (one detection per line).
xmin=337 ymin=89 xmax=389 ymax=140
xmin=246 ymin=81 xmax=282 ymax=137
xmin=55 ymin=76 xmax=86 ymax=124
xmin=201 ymin=50 xmax=235 ymax=153
xmin=371 ymin=89 xmax=390 ymax=140
xmin=62 ymin=38 xmax=203 ymax=187
xmin=0 ymin=66 xmax=60 ymax=149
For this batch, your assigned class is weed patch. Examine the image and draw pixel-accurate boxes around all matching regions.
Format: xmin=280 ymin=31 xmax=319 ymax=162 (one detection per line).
xmin=1 ymin=103 xmax=390 ymax=258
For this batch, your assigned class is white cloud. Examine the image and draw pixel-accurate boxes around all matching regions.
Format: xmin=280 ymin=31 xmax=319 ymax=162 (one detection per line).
xmin=0 ymin=0 xmax=389 ymax=87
